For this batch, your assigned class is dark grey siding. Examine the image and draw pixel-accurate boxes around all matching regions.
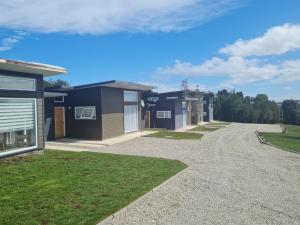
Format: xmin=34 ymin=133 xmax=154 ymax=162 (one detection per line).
xmin=64 ymin=87 xmax=102 ymax=140
xmin=0 ymin=70 xmax=44 ymax=154
xmin=100 ymin=87 xmax=142 ymax=140
xmin=44 ymin=98 xmax=55 ymax=141
xmin=100 ymin=87 xmax=124 ymax=140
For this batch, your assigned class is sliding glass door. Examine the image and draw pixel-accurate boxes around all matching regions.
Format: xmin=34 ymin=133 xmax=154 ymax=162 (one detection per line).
xmin=0 ymin=98 xmax=37 ymax=155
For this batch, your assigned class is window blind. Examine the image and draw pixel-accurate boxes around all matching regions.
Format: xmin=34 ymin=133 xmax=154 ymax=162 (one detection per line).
xmin=0 ymin=99 xmax=35 ymax=132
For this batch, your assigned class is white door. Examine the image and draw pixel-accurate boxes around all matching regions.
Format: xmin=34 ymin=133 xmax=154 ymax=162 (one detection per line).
xmin=124 ymin=105 xmax=138 ymax=133
xmin=183 ymin=110 xmax=188 ymax=127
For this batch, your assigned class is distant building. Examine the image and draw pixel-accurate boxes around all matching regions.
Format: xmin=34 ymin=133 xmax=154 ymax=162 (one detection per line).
xmin=142 ymin=90 xmax=213 ymax=130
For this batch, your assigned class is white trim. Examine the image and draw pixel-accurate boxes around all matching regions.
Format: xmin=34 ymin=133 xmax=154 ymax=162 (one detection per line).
xmin=0 ymin=97 xmax=38 ymax=158
xmin=156 ymin=111 xmax=171 ymax=119
xmin=54 ymin=96 xmax=64 ymax=103
xmin=54 ymin=107 xmax=66 ymax=137
xmin=124 ymin=105 xmax=139 ymax=133
xmin=74 ymin=106 xmax=96 ymax=120
xmin=0 ymin=75 xmax=36 ymax=91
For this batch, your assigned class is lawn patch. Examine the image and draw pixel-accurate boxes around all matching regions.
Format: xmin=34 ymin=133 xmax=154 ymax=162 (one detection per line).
xmin=207 ymin=121 xmax=230 ymax=125
xmin=145 ymin=131 xmax=203 ymax=140
xmin=260 ymin=124 xmax=300 ymax=153
xmin=0 ymin=150 xmax=186 ymax=225
xmin=190 ymin=125 xmax=221 ymax=132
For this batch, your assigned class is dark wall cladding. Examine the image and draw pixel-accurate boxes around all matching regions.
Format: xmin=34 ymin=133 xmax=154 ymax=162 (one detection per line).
xmin=44 ymin=98 xmax=55 ymax=141
xmin=64 ymin=87 xmax=102 ymax=140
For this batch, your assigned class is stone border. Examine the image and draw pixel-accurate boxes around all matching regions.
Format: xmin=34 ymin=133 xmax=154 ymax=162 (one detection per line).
xmin=97 ymin=167 xmax=188 ymax=225
xmin=255 ymin=130 xmax=299 ymax=154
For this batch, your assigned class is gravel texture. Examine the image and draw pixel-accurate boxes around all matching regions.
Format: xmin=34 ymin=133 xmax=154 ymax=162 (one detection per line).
xmin=95 ymin=123 xmax=300 ymax=225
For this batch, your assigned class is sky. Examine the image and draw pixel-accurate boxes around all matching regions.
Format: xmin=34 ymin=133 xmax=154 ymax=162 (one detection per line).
xmin=0 ymin=0 xmax=299 ymax=101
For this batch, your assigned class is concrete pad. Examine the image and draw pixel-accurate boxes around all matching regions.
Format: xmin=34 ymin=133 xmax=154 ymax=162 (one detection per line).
xmin=45 ymin=130 xmax=157 ymax=152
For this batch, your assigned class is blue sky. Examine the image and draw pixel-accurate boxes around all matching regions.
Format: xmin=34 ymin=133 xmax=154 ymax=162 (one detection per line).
xmin=0 ymin=0 xmax=300 ymax=101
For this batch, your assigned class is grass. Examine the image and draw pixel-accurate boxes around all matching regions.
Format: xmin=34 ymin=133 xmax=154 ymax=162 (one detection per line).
xmin=145 ymin=131 xmax=203 ymax=140
xmin=190 ymin=125 xmax=222 ymax=132
xmin=207 ymin=121 xmax=230 ymax=125
xmin=0 ymin=150 xmax=186 ymax=225
xmin=260 ymin=124 xmax=300 ymax=153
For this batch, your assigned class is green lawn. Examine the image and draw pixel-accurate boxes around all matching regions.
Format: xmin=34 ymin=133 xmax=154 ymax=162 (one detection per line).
xmin=0 ymin=150 xmax=186 ymax=225
xmin=145 ymin=131 xmax=203 ymax=140
xmin=260 ymin=124 xmax=300 ymax=153
xmin=207 ymin=121 xmax=230 ymax=125
xmin=190 ymin=125 xmax=221 ymax=132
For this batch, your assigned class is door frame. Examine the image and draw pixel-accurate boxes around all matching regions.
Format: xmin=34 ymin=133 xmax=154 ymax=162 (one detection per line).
xmin=54 ymin=106 xmax=66 ymax=138
xmin=146 ymin=110 xmax=151 ymax=128
xmin=124 ymin=105 xmax=139 ymax=133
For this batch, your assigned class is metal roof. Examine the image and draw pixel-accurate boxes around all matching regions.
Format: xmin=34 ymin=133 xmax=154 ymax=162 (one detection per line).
xmin=0 ymin=58 xmax=67 ymax=76
xmin=73 ymin=80 xmax=155 ymax=91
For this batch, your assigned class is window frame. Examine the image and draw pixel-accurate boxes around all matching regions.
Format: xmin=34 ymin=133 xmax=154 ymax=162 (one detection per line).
xmin=74 ymin=106 xmax=96 ymax=120
xmin=124 ymin=90 xmax=138 ymax=102
xmin=156 ymin=111 xmax=172 ymax=119
xmin=0 ymin=75 xmax=36 ymax=92
xmin=54 ymin=96 xmax=64 ymax=103
xmin=0 ymin=97 xmax=38 ymax=158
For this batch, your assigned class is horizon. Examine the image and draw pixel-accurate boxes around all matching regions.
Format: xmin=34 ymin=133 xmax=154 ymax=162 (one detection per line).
xmin=0 ymin=0 xmax=300 ymax=101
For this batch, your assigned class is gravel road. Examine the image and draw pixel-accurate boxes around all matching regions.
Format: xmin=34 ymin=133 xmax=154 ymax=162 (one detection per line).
xmin=96 ymin=123 xmax=300 ymax=225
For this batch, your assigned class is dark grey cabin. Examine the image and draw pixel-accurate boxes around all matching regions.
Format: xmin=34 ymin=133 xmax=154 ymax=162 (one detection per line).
xmin=0 ymin=59 xmax=66 ymax=158
xmin=44 ymin=80 xmax=154 ymax=141
xmin=142 ymin=90 xmax=205 ymax=130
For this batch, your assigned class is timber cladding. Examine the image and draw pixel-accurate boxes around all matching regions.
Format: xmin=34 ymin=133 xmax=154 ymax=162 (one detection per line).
xmin=101 ymin=87 xmax=125 ymax=139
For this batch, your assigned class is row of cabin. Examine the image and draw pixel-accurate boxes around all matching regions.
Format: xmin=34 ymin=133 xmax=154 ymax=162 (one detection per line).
xmin=0 ymin=58 xmax=213 ymax=159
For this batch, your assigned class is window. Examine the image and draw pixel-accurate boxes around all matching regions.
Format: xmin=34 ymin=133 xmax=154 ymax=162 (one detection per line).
xmin=0 ymin=75 xmax=36 ymax=91
xmin=75 ymin=106 xmax=96 ymax=120
xmin=156 ymin=111 xmax=171 ymax=119
xmin=54 ymin=96 xmax=64 ymax=103
xmin=124 ymin=90 xmax=138 ymax=102
xmin=0 ymin=98 xmax=37 ymax=155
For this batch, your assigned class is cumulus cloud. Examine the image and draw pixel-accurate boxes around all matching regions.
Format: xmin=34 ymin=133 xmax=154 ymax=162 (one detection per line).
xmin=0 ymin=31 xmax=27 ymax=51
xmin=219 ymin=24 xmax=300 ymax=57
xmin=157 ymin=23 xmax=300 ymax=87
xmin=140 ymin=81 xmax=207 ymax=93
xmin=0 ymin=0 xmax=242 ymax=34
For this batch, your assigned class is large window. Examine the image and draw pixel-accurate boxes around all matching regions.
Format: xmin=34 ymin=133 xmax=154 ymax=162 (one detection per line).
xmin=0 ymin=75 xmax=36 ymax=91
xmin=124 ymin=90 xmax=138 ymax=102
xmin=156 ymin=111 xmax=171 ymax=119
xmin=0 ymin=98 xmax=37 ymax=155
xmin=75 ymin=106 xmax=96 ymax=120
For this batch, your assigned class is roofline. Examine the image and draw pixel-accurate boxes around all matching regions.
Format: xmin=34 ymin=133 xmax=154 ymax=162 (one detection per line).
xmin=0 ymin=58 xmax=67 ymax=76
xmin=72 ymin=80 xmax=155 ymax=91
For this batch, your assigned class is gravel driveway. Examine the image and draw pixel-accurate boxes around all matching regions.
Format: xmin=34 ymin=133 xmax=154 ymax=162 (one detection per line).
xmin=95 ymin=123 xmax=300 ymax=225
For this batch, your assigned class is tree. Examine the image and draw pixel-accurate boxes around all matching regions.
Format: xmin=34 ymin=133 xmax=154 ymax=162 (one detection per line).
xmin=44 ymin=79 xmax=70 ymax=88
xmin=282 ymin=100 xmax=300 ymax=125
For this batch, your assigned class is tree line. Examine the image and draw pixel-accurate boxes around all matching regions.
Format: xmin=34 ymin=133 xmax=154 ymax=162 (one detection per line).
xmin=213 ymin=90 xmax=300 ymax=125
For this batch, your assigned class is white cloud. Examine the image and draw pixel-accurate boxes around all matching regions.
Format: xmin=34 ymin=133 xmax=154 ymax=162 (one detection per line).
xmin=0 ymin=0 xmax=242 ymax=34
xmin=219 ymin=24 xmax=300 ymax=57
xmin=140 ymin=81 xmax=207 ymax=93
xmin=157 ymin=23 xmax=300 ymax=88
xmin=0 ymin=31 xmax=27 ymax=51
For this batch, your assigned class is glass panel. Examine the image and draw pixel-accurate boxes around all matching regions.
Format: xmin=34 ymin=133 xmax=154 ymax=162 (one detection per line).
xmin=124 ymin=90 xmax=138 ymax=102
xmin=0 ymin=98 xmax=36 ymax=153
xmin=75 ymin=107 xmax=96 ymax=120
xmin=0 ymin=75 xmax=36 ymax=91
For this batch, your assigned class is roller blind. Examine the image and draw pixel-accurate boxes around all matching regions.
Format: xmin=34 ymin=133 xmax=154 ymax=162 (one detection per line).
xmin=0 ymin=99 xmax=35 ymax=132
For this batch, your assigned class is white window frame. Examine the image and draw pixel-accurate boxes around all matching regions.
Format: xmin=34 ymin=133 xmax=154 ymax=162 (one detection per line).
xmin=156 ymin=111 xmax=171 ymax=119
xmin=0 ymin=75 xmax=36 ymax=91
xmin=0 ymin=98 xmax=38 ymax=158
xmin=75 ymin=106 xmax=96 ymax=120
xmin=124 ymin=90 xmax=138 ymax=102
xmin=54 ymin=96 xmax=64 ymax=103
